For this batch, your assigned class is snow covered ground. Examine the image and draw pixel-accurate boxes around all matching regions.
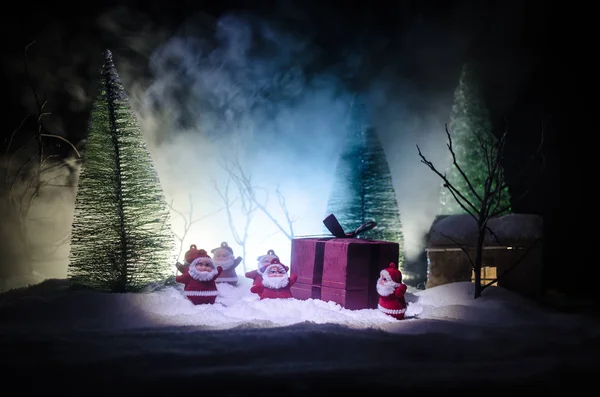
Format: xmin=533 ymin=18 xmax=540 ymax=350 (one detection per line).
xmin=1 ymin=276 xmax=599 ymax=394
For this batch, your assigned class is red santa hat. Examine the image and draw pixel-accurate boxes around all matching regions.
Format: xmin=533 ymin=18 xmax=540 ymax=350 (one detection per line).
xmin=211 ymin=241 xmax=233 ymax=255
xmin=260 ymin=257 xmax=289 ymax=274
xmin=381 ymin=262 xmax=402 ymax=286
xmin=184 ymin=244 xmax=202 ymax=264
xmin=189 ymin=249 xmax=214 ymax=268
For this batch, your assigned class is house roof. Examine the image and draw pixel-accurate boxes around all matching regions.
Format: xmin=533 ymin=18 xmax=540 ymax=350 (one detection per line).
xmin=427 ymin=213 xmax=543 ymax=247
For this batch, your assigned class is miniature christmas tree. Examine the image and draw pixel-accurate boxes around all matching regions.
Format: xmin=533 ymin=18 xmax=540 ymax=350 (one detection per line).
xmin=68 ymin=50 xmax=175 ymax=292
xmin=439 ymin=63 xmax=511 ymax=215
xmin=325 ymin=97 xmax=405 ymax=266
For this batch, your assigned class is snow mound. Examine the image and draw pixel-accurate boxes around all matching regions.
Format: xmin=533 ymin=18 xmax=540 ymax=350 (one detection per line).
xmin=1 ymin=276 xmax=596 ymax=340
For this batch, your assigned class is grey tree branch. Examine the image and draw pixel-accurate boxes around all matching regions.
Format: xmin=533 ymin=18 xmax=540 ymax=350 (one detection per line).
xmin=418 ymin=116 xmax=543 ymax=299
xmin=221 ymin=156 xmax=295 ymax=241
xmin=439 ymin=231 xmax=476 ymax=270
xmin=417 ymin=144 xmax=479 ymax=218
xmin=445 ymin=124 xmax=484 ymax=205
xmin=1 ymin=41 xmax=85 ymax=274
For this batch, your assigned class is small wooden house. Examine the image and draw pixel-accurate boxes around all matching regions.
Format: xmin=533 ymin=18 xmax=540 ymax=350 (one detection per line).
xmin=425 ymin=213 xmax=543 ymax=298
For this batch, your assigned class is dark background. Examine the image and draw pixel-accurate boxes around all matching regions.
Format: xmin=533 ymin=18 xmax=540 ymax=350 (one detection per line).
xmin=2 ymin=1 xmax=576 ymax=298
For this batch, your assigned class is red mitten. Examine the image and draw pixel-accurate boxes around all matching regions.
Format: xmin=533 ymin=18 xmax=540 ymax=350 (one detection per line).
xmin=288 ymin=273 xmax=298 ymax=287
xmin=250 ymin=283 xmax=264 ymax=295
xmin=394 ymin=283 xmax=407 ymax=298
xmin=245 ymin=269 xmax=258 ymax=280
xmin=176 ymin=271 xmax=191 ymax=284
xmin=175 ymin=262 xmax=189 ymax=273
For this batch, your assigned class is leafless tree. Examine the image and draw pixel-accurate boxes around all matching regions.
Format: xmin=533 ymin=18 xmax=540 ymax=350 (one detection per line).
xmin=214 ymin=156 xmax=296 ymax=272
xmin=1 ymin=41 xmax=81 ymax=279
xmin=213 ymin=166 xmax=256 ymax=274
xmin=166 ymin=193 xmax=224 ymax=273
xmin=417 ymin=123 xmax=544 ymax=299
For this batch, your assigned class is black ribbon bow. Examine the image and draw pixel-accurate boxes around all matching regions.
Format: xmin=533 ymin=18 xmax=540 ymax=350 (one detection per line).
xmin=322 ymin=214 xmax=376 ymax=238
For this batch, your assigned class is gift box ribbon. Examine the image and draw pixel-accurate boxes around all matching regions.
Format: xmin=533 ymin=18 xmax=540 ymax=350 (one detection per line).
xmin=310 ymin=214 xmax=380 ymax=305
xmin=322 ymin=213 xmax=376 ymax=238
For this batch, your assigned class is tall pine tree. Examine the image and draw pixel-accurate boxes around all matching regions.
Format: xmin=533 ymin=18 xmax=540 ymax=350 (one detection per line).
xmin=439 ymin=63 xmax=511 ymax=215
xmin=68 ymin=50 xmax=175 ymax=292
xmin=325 ymin=97 xmax=405 ymax=266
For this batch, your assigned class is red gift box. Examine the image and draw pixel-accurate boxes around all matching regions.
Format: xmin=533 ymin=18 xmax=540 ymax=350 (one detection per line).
xmin=290 ymin=215 xmax=399 ymax=310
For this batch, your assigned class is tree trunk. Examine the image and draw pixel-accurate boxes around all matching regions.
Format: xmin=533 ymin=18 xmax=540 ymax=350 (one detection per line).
xmin=473 ymin=226 xmax=486 ymax=299
xmin=241 ymin=245 xmax=247 ymax=273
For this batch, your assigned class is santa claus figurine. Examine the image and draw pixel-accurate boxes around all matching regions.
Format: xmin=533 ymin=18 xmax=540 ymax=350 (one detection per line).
xmin=211 ymin=241 xmax=243 ymax=286
xmin=376 ymin=262 xmax=408 ymax=320
xmin=175 ymin=244 xmax=202 ymax=273
xmin=245 ymin=249 xmax=279 ymax=286
xmin=251 ymin=258 xmax=298 ymax=300
xmin=175 ymin=249 xmax=223 ymax=305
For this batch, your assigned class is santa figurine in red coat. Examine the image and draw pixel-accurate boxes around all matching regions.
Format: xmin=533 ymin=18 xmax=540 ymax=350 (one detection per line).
xmin=211 ymin=241 xmax=243 ymax=286
xmin=175 ymin=249 xmax=223 ymax=305
xmin=175 ymin=244 xmax=202 ymax=273
xmin=376 ymin=262 xmax=408 ymax=320
xmin=245 ymin=249 xmax=279 ymax=286
xmin=250 ymin=258 xmax=297 ymax=300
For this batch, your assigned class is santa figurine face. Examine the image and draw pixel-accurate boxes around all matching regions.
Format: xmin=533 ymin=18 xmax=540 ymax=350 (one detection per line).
xmin=376 ymin=269 xmax=398 ymax=297
xmin=213 ymin=249 xmax=231 ymax=262
xmin=378 ymin=271 xmax=391 ymax=285
xmin=194 ymin=259 xmax=214 ymax=272
xmin=266 ymin=266 xmax=287 ymax=278
xmin=261 ymin=263 xmax=290 ymax=289
xmin=212 ymin=247 xmax=235 ymax=270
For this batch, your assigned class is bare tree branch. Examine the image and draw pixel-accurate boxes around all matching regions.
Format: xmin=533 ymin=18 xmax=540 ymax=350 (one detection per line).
xmin=439 ymin=231 xmax=476 ymax=270
xmin=220 ymin=156 xmax=295 ymax=240
xmin=166 ymin=194 xmax=224 ymax=264
xmin=1 ymin=41 xmax=85 ymax=276
xmin=40 ymin=134 xmax=82 ymax=158
xmin=276 ymin=185 xmax=297 ymax=238
xmin=419 ymin=115 xmax=544 ymax=299
xmin=444 ymin=125 xmax=484 ymax=206
xmin=213 ymin=168 xmax=256 ymax=273
xmin=417 ymin=144 xmax=479 ymax=218
xmin=4 ymin=114 xmax=30 ymax=155
xmin=212 ymin=151 xmax=297 ymax=274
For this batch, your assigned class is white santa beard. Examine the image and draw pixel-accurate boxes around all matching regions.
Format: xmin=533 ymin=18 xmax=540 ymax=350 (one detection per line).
xmin=213 ymin=257 xmax=235 ymax=271
xmin=188 ymin=266 xmax=218 ymax=281
xmin=376 ymin=281 xmax=396 ymax=297
xmin=261 ymin=275 xmax=289 ymax=290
